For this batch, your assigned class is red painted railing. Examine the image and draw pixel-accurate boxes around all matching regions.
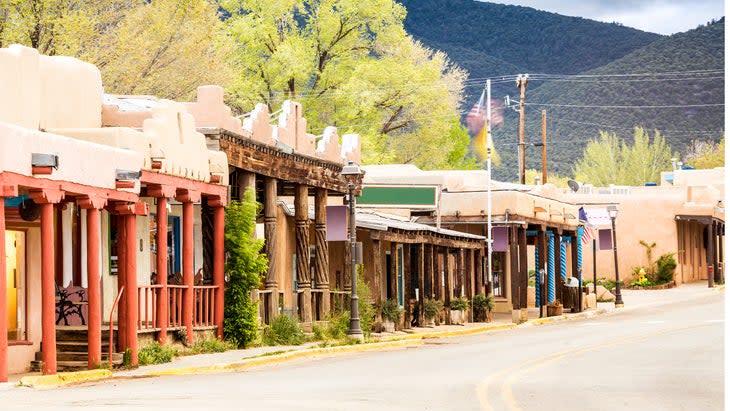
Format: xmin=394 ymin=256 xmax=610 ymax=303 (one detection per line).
xmin=134 ymin=284 xmax=219 ymax=331
xmin=168 ymin=285 xmax=186 ymax=328
xmin=194 ymin=286 xmax=217 ymax=327
xmin=137 ymin=284 xmax=163 ymax=330
xmin=108 ymin=286 xmax=124 ymax=370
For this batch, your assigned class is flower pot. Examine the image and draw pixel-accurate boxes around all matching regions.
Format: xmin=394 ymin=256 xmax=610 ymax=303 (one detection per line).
xmin=486 ymin=311 xmax=494 ymax=323
xmin=382 ymin=320 xmax=395 ymax=333
xmin=425 ymin=317 xmax=436 ymax=327
xmin=547 ymin=304 xmax=563 ymax=317
xmin=450 ymin=309 xmax=465 ymax=325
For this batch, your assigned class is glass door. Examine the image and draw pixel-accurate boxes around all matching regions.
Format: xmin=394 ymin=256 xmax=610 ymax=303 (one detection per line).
xmin=6 ymin=230 xmax=25 ymax=340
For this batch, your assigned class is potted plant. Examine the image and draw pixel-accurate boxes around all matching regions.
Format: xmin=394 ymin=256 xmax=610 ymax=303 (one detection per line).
xmin=423 ymin=299 xmax=443 ymax=327
xmin=471 ymin=293 xmax=495 ymax=322
xmin=449 ymin=296 xmax=469 ymax=325
xmin=380 ymin=299 xmax=402 ymax=333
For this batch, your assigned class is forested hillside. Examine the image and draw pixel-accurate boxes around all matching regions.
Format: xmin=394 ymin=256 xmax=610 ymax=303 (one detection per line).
xmin=399 ymin=0 xmax=662 ymax=103
xmin=491 ymin=19 xmax=725 ymax=180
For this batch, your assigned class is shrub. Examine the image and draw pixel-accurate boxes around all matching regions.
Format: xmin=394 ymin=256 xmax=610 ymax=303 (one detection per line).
xmin=138 ymin=342 xmax=177 ymax=365
xmin=326 ymin=310 xmax=350 ymax=340
xmin=311 ymin=323 xmax=327 ymax=341
xmin=423 ymin=299 xmax=443 ymax=320
xmin=356 ymin=265 xmax=375 ymax=337
xmin=185 ymin=338 xmax=235 ymax=355
xmin=224 ymin=189 xmax=268 ymax=348
xmin=262 ymin=314 xmax=305 ymax=346
xmin=449 ymin=296 xmax=469 ymax=311
xmin=472 ymin=294 xmax=495 ymax=312
xmin=655 ymin=253 xmax=677 ymax=284
xmin=381 ymin=299 xmax=403 ymax=323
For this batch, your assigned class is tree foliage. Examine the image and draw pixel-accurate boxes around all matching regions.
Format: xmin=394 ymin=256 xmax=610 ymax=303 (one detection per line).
xmin=223 ymin=188 xmax=268 ymax=348
xmin=223 ymin=0 xmax=471 ymax=169
xmin=0 ymin=0 xmax=233 ymax=100
xmin=683 ymin=137 xmax=725 ymax=169
xmin=574 ymin=127 xmax=676 ymax=186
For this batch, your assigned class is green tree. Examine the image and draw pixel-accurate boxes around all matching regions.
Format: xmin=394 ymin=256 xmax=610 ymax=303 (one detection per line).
xmin=524 ymin=168 xmax=571 ymax=187
xmin=223 ymin=0 xmax=471 ymax=169
xmin=224 ymin=188 xmax=268 ymax=348
xmin=574 ymin=127 xmax=675 ymax=186
xmin=0 ymin=0 xmax=233 ymax=100
xmin=683 ymin=137 xmax=725 ymax=169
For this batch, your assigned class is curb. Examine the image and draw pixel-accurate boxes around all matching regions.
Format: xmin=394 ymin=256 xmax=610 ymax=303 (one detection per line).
xmin=525 ymin=308 xmax=609 ymax=326
xmin=18 ymin=369 xmax=112 ymax=388
xmin=381 ymin=323 xmax=517 ymax=341
xmin=143 ymin=338 xmax=423 ymax=377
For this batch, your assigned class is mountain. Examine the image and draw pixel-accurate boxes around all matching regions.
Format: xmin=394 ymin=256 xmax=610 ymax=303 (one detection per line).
xmin=491 ymin=18 xmax=725 ymax=180
xmin=399 ymin=0 xmax=662 ymax=104
xmin=398 ymin=0 xmax=724 ymax=181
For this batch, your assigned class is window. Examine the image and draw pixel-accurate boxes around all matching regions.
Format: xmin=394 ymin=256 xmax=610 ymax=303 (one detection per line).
xmin=491 ymin=252 xmax=506 ymax=298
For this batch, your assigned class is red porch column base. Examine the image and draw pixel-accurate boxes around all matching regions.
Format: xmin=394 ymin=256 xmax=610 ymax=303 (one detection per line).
xmin=212 ymin=204 xmax=225 ymax=339
xmin=0 ymin=198 xmax=7 ymax=382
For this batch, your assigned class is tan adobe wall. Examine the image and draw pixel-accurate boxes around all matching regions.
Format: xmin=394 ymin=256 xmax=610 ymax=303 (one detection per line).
xmin=0 ymin=121 xmax=143 ymax=191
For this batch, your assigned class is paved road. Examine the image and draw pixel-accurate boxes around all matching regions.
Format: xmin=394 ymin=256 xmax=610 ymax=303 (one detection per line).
xmin=3 ymin=288 xmax=723 ymax=410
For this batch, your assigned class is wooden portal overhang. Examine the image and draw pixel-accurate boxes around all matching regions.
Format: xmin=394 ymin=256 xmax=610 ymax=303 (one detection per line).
xmin=201 ymin=127 xmax=359 ymax=195
xmin=0 ymin=171 xmax=138 ymax=203
xmin=675 ymin=214 xmax=725 ymax=226
xmin=418 ymin=214 xmax=579 ymax=233
xmin=140 ymin=170 xmax=228 ymax=205
xmin=368 ymin=228 xmax=485 ymax=249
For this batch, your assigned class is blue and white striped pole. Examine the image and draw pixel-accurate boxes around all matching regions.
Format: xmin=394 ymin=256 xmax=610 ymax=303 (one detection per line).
xmin=547 ymin=231 xmax=555 ymax=303
xmin=560 ymin=236 xmax=568 ymax=281
xmin=534 ymin=245 xmax=541 ymax=307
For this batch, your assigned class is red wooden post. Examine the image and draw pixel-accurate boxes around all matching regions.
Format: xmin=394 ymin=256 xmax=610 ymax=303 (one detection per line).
xmin=182 ymin=200 xmax=194 ymax=345
xmin=213 ymin=204 xmax=225 ymax=338
xmin=86 ymin=207 xmax=102 ymax=368
xmin=156 ymin=196 xmax=169 ymax=344
xmin=125 ymin=214 xmax=138 ymax=366
xmin=0 ymin=197 xmax=6 ymax=382
xmin=41 ymin=201 xmax=57 ymax=374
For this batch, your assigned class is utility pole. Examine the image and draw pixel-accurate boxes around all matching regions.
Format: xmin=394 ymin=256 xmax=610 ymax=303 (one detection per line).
xmin=486 ymin=79 xmax=493 ymax=295
xmin=541 ymin=110 xmax=547 ymax=185
xmin=516 ymin=74 xmax=528 ymax=184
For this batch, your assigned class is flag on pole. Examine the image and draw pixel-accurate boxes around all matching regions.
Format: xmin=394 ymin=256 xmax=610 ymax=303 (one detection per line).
xmin=578 ymin=207 xmax=594 ymax=245
xmin=465 ymin=90 xmax=501 ymax=164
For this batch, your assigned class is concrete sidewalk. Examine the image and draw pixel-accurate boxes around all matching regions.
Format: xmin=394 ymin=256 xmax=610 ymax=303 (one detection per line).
xmin=5 ymin=281 xmax=722 ymax=389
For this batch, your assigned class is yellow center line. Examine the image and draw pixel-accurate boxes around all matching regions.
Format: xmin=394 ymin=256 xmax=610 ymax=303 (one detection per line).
xmin=476 ymin=322 xmax=708 ymax=411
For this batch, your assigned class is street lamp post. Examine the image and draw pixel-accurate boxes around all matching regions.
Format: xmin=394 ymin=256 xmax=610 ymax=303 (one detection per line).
xmin=607 ymin=205 xmax=624 ymax=308
xmin=342 ymin=161 xmax=364 ymax=340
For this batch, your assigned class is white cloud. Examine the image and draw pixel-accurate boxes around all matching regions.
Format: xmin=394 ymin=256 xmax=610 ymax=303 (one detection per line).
xmin=486 ymin=0 xmax=724 ymax=34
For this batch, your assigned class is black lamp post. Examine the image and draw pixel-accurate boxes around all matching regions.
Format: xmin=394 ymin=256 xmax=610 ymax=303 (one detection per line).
xmin=607 ymin=205 xmax=624 ymax=308
xmin=341 ymin=160 xmax=364 ymax=340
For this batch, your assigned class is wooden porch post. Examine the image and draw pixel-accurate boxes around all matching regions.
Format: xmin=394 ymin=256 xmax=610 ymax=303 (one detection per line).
xmin=0 ymin=197 xmax=6 ymax=382
xmin=509 ymin=226 xmax=519 ymax=311
xmin=474 ymin=247 xmax=483 ymax=296
xmin=712 ymin=221 xmax=720 ymax=283
xmin=424 ymin=244 xmax=433 ymax=300
xmin=78 ymin=196 xmax=106 ymax=369
xmin=124 ymin=213 xmax=139 ymax=366
xmin=295 ymin=184 xmax=312 ymax=324
xmin=571 ymin=231 xmax=580 ymax=312
xmin=554 ymin=229 xmax=563 ymax=303
xmin=313 ymin=188 xmax=330 ymax=320
xmin=147 ymin=185 xmax=175 ymax=345
xmin=180 ymin=195 xmax=195 ymax=345
xmin=31 ymin=189 xmax=64 ymax=375
xmin=417 ymin=244 xmax=425 ymax=326
xmin=372 ymin=239 xmax=382 ymax=322
xmin=264 ymin=177 xmax=279 ymax=322
xmin=237 ymin=171 xmax=256 ymax=201
xmin=456 ymin=248 xmax=464 ymax=297
xmin=403 ymin=243 xmax=411 ymax=329
xmin=390 ymin=242 xmax=398 ymax=302
xmin=212 ymin=200 xmax=225 ymax=339
xmin=537 ymin=227 xmax=547 ymax=317
xmin=444 ymin=248 xmax=452 ymax=312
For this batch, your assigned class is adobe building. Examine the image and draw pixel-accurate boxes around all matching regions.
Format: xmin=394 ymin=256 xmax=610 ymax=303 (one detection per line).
xmin=361 ymin=165 xmax=585 ymax=321
xmin=0 ymin=44 xmax=229 ymax=379
xmin=564 ymin=167 xmax=725 ymax=286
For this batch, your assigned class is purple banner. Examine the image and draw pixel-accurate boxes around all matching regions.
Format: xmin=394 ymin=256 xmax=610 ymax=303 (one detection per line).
xmin=326 ymin=205 xmax=348 ymax=241
xmin=492 ymin=226 xmax=509 ymax=252
xmin=598 ymin=229 xmax=613 ymax=250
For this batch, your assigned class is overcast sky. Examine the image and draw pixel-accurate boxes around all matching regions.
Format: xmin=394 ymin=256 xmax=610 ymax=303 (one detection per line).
xmin=485 ymin=0 xmax=724 ymax=35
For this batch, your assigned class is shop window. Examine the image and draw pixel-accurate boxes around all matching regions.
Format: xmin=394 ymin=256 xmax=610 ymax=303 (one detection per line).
xmin=491 ymin=252 xmax=506 ymax=298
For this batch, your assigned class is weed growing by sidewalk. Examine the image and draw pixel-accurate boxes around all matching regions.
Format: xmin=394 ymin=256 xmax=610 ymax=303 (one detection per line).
xmin=138 ymin=342 xmax=177 ymax=366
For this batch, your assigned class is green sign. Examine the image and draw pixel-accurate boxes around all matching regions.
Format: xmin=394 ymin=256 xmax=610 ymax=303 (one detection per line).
xmin=357 ymin=186 xmax=437 ymax=207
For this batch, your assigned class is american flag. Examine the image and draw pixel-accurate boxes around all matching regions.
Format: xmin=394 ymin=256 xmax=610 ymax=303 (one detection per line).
xmin=578 ymin=207 xmax=594 ymax=245
xmin=581 ymin=226 xmax=594 ymax=245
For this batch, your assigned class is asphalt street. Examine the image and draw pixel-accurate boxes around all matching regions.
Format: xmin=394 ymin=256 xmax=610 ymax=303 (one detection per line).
xmin=1 ymin=288 xmax=723 ymax=411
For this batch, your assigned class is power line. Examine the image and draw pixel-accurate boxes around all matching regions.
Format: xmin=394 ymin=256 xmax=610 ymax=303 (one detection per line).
xmin=525 ymin=102 xmax=724 ymax=109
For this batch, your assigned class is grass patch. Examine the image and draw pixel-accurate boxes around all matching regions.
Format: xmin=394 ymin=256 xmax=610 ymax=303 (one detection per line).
xmin=261 ymin=314 xmax=306 ymax=346
xmin=138 ymin=342 xmax=178 ymax=366
xmin=180 ymin=338 xmax=236 ymax=355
